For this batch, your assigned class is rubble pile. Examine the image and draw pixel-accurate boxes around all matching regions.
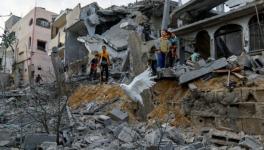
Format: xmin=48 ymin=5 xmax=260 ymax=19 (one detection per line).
xmin=0 ymin=84 xmax=70 ymax=149
xmin=66 ymin=94 xmax=264 ymax=150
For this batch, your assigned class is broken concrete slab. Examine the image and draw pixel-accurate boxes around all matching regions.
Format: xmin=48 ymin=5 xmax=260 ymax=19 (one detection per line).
xmin=109 ymin=108 xmax=129 ymax=122
xmin=120 ymin=21 xmax=137 ymax=30
xmin=23 ymin=134 xmax=56 ymax=150
xmin=102 ymin=19 xmax=130 ymax=51
xmin=95 ymin=115 xmax=112 ymax=126
xmin=239 ymin=136 xmax=263 ymax=150
xmin=179 ymin=58 xmax=228 ymax=84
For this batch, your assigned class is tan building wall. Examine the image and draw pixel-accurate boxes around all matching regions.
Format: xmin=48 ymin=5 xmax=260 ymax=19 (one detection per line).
xmin=8 ymin=7 xmax=57 ymax=84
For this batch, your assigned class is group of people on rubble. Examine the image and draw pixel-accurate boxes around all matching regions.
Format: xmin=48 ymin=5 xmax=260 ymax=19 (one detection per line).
xmin=89 ymin=45 xmax=111 ymax=83
xmin=148 ymin=30 xmax=179 ymax=75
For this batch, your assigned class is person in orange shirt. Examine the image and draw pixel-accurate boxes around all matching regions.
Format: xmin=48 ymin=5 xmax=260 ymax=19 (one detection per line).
xmin=99 ymin=46 xmax=111 ymax=82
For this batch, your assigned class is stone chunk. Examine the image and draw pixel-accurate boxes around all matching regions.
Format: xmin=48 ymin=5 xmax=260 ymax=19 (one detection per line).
xmin=109 ymin=108 xmax=128 ymax=122
xmin=120 ymin=21 xmax=137 ymax=30
xmin=188 ymin=83 xmax=198 ymax=92
xmin=145 ymin=130 xmax=161 ymax=146
xmin=118 ymin=127 xmax=138 ymax=143
xmin=167 ymin=128 xmax=185 ymax=145
xmin=95 ymin=115 xmax=112 ymax=126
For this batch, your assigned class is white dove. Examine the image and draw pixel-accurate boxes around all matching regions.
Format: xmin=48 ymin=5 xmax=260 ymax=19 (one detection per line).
xmin=120 ymin=68 xmax=157 ymax=106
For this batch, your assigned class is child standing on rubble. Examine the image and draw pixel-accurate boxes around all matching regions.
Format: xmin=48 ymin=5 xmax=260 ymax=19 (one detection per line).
xmin=99 ymin=46 xmax=111 ymax=83
xmin=90 ymin=53 xmax=99 ymax=80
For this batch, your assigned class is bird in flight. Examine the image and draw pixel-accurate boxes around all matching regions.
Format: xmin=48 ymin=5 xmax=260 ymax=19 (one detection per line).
xmin=120 ymin=68 xmax=157 ymax=106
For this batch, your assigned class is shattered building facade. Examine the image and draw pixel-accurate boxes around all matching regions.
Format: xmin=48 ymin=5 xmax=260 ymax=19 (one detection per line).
xmin=49 ymin=9 xmax=71 ymax=62
xmin=5 ymin=7 xmax=57 ymax=85
xmin=54 ymin=1 xmax=179 ymax=78
xmin=167 ymin=0 xmax=264 ymax=135
xmin=171 ymin=0 xmax=264 ymax=60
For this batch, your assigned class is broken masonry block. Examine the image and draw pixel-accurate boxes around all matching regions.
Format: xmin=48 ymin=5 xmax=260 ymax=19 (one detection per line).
xmin=109 ymin=108 xmax=129 ymax=122
xmin=95 ymin=115 xmax=112 ymax=126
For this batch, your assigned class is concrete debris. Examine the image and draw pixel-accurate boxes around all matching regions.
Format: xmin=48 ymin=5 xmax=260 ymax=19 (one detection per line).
xmin=167 ymin=128 xmax=185 ymax=145
xmin=109 ymin=108 xmax=129 ymax=122
xmin=23 ymin=134 xmax=56 ymax=150
xmin=179 ymin=58 xmax=228 ymax=84
xmin=39 ymin=142 xmax=57 ymax=150
xmin=120 ymin=20 xmax=138 ymax=30
xmin=102 ymin=19 xmax=130 ymax=51
xmin=239 ymin=136 xmax=263 ymax=150
xmin=95 ymin=115 xmax=112 ymax=126
xmin=209 ymin=129 xmax=241 ymax=146
xmin=117 ymin=126 xmax=139 ymax=143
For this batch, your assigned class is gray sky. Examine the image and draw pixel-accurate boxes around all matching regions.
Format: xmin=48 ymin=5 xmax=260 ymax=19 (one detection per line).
xmin=0 ymin=0 xmax=188 ymax=36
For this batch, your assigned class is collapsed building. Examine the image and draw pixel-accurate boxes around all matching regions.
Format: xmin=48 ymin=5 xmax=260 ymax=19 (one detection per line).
xmin=49 ymin=1 xmax=179 ymax=79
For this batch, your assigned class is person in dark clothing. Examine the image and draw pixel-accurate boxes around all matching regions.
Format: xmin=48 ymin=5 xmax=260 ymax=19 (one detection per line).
xmin=148 ymin=46 xmax=157 ymax=75
xmin=143 ymin=23 xmax=151 ymax=41
xmin=99 ymin=46 xmax=111 ymax=83
xmin=35 ymin=74 xmax=43 ymax=84
xmin=90 ymin=53 xmax=99 ymax=80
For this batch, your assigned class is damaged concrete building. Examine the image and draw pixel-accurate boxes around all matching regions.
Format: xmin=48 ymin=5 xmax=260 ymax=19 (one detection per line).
xmin=4 ymin=8 xmax=57 ymax=86
xmin=50 ymin=1 xmax=179 ymax=78
xmin=167 ymin=0 xmax=264 ymax=135
xmin=171 ymin=0 xmax=264 ymax=60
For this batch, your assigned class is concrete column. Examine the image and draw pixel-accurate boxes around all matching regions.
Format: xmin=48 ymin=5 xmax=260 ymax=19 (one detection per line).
xmin=210 ymin=37 xmax=216 ymax=59
xmin=161 ymin=0 xmax=170 ymax=30
xmin=178 ymin=38 xmax=185 ymax=64
xmin=242 ymin=24 xmax=250 ymax=52
xmin=208 ymin=31 xmax=216 ymax=59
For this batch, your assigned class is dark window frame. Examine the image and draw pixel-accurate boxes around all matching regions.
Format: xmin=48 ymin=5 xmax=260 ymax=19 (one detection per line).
xmin=36 ymin=18 xmax=50 ymax=28
xmin=249 ymin=14 xmax=264 ymax=52
xmin=29 ymin=18 xmax=33 ymax=26
xmin=37 ymin=40 xmax=47 ymax=52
